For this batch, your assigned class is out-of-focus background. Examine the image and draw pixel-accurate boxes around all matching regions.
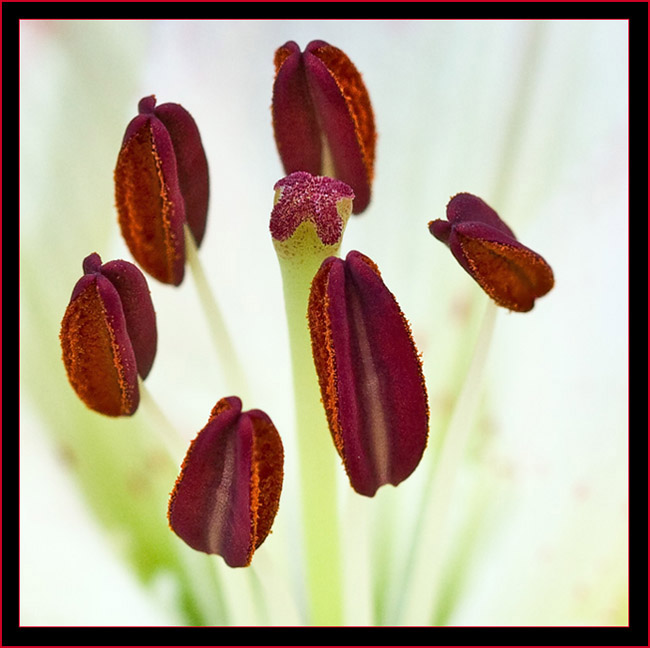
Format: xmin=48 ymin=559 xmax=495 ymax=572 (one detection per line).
xmin=20 ymin=20 xmax=628 ymax=625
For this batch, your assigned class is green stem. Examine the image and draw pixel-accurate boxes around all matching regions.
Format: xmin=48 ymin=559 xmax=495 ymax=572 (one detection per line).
xmin=278 ymin=258 xmax=344 ymax=625
xmin=184 ymin=224 xmax=250 ymax=400
xmin=400 ymin=299 xmax=497 ymax=624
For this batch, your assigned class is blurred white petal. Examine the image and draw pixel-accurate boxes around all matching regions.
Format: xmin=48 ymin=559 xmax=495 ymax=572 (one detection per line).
xmin=20 ymin=19 xmax=627 ymax=625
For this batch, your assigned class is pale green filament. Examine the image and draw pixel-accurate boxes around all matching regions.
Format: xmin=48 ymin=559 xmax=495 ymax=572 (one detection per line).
xmin=137 ymin=376 xmax=185 ymax=459
xmin=401 ymin=299 xmax=497 ymax=624
xmin=184 ymin=224 xmax=250 ymax=401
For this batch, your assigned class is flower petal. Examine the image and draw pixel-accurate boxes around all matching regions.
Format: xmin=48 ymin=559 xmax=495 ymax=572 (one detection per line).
xmin=308 ymin=251 xmax=429 ymax=497
xmin=168 ymin=397 xmax=284 ymax=567
xmin=272 ymin=41 xmax=375 ymax=214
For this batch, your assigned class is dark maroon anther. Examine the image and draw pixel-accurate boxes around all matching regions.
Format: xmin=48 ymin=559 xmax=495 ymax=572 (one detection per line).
xmin=114 ymin=95 xmax=209 ymax=285
xmin=429 ymin=193 xmax=555 ymax=312
xmin=272 ymin=41 xmax=376 ymax=214
xmin=168 ymin=397 xmax=284 ymax=568
xmin=60 ymin=253 xmax=157 ymax=416
xmin=308 ymin=251 xmax=429 ymax=497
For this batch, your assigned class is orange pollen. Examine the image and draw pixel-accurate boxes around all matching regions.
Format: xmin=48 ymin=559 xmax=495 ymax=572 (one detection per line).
xmin=60 ymin=282 xmax=132 ymax=416
xmin=308 ymin=265 xmax=345 ymax=459
xmin=273 ymin=45 xmax=293 ymax=75
xmin=209 ymin=397 xmax=235 ymax=421
xmin=114 ymin=123 xmax=178 ymax=284
xmin=460 ymin=236 xmax=555 ymax=312
xmin=249 ymin=416 xmax=284 ymax=558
